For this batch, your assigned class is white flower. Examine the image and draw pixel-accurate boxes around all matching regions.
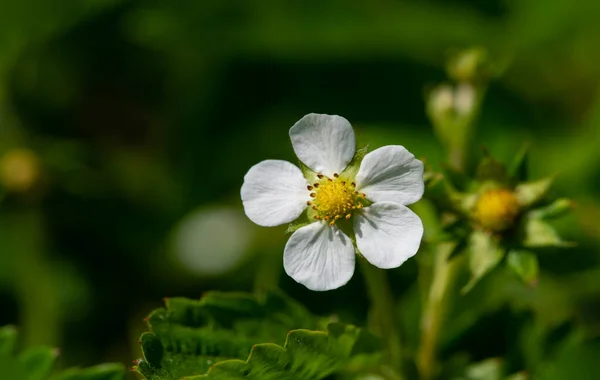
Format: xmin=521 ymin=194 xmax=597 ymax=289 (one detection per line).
xmin=241 ymin=114 xmax=424 ymax=291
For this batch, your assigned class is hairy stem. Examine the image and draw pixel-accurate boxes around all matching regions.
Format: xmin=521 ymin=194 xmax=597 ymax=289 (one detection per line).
xmin=360 ymin=259 xmax=405 ymax=380
xmin=417 ymin=242 xmax=461 ymax=379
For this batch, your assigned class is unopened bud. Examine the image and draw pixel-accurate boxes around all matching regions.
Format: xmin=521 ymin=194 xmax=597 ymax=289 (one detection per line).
xmin=473 ymin=188 xmax=520 ymax=231
xmin=0 ymin=148 xmax=41 ymax=193
xmin=447 ymin=47 xmax=488 ymax=82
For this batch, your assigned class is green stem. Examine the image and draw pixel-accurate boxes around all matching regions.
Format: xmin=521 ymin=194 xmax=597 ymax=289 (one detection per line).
xmin=359 ymin=258 xmax=404 ymax=380
xmin=417 ymin=242 xmax=461 ymax=380
xmin=2 ymin=210 xmax=61 ymax=347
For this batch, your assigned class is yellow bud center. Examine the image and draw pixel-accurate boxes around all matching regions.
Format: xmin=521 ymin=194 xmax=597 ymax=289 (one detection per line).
xmin=473 ymin=188 xmax=520 ymax=231
xmin=0 ymin=149 xmax=40 ymax=193
xmin=307 ymin=173 xmax=366 ymax=226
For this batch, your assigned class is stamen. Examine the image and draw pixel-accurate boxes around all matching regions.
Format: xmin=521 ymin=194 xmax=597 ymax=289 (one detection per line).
xmin=308 ymin=174 xmax=369 ymax=226
xmin=306 ymin=201 xmax=312 ymax=205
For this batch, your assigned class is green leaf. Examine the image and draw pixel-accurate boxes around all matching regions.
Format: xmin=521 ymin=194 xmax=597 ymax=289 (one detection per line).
xmin=50 ymin=364 xmax=126 ymax=380
xmin=0 ymin=325 xmax=125 ymax=380
xmin=135 ymin=293 xmax=380 ymax=379
xmin=522 ymin=218 xmax=574 ymax=248
xmin=135 ymin=291 xmax=321 ymax=379
xmin=462 ymin=231 xmax=505 ymax=294
xmin=506 ymin=250 xmax=539 ymax=286
xmin=19 ymin=346 xmax=58 ymax=380
xmin=0 ymin=325 xmax=17 ymax=354
xmin=194 ymin=323 xmax=381 ymax=380
xmin=515 ymin=177 xmax=554 ymax=208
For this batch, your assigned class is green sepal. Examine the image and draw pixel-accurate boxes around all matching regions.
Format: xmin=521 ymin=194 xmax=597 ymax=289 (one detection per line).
xmin=285 ymin=219 xmax=312 ymax=235
xmin=441 ymin=162 xmax=472 ymax=191
xmin=341 ymin=145 xmax=369 ymax=180
xmin=193 ymin=323 xmax=381 ymax=380
xmin=508 ymin=144 xmax=529 ymax=182
xmin=459 ymin=358 xmax=504 ymax=380
xmin=449 ymin=191 xmax=478 ymax=216
xmin=528 ymin=199 xmax=573 ymax=220
xmin=298 ymin=161 xmax=318 ymax=184
xmin=462 ymin=230 xmax=505 ymax=294
xmin=506 ymin=249 xmax=539 ymax=286
xmin=475 ymin=154 xmax=509 ymax=184
xmin=515 ymin=177 xmax=554 ymax=208
xmin=522 ymin=217 xmax=574 ymax=248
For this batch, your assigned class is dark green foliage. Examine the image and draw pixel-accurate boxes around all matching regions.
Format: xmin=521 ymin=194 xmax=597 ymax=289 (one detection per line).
xmin=135 ymin=292 xmax=382 ymax=379
xmin=0 ymin=325 xmax=125 ymax=380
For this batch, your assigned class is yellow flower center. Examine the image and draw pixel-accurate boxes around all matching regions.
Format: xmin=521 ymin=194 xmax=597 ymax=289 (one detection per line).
xmin=473 ymin=188 xmax=520 ymax=231
xmin=307 ymin=173 xmax=366 ymax=226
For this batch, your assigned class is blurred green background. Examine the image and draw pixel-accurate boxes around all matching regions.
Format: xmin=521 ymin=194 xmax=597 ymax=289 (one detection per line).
xmin=0 ymin=0 xmax=599 ymax=378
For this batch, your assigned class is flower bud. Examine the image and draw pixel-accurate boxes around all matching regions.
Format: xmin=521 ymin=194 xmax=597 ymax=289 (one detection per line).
xmin=0 ymin=148 xmax=41 ymax=193
xmin=473 ymin=188 xmax=520 ymax=231
xmin=447 ymin=47 xmax=488 ymax=82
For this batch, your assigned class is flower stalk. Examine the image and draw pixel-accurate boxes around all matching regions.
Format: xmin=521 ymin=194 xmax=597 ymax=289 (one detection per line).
xmin=360 ymin=259 xmax=405 ymax=380
xmin=417 ymin=242 xmax=461 ymax=379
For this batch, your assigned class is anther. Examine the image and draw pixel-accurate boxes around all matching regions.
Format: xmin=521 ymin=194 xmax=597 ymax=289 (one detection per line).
xmin=310 ymin=193 xmax=316 ymax=198
xmin=335 ymin=215 xmax=341 ymax=220
xmin=313 ymin=183 xmax=319 ymax=188
xmin=327 ymin=178 xmax=333 ymax=182
xmin=357 ymin=204 xmax=363 ymax=208
xmin=345 ymin=214 xmax=351 ymax=219
xmin=341 ymin=181 xmax=346 ymax=185
xmin=351 ymin=182 xmax=356 ymax=187
xmin=307 ymin=185 xmax=313 ymax=190
xmin=317 ymin=174 xmax=324 ymax=179
xmin=333 ymin=173 xmax=339 ymax=178
xmin=306 ymin=201 xmax=312 ymax=205
xmin=329 ymin=221 xmax=335 ymax=226
xmin=312 ymin=206 xmax=317 ymax=210
xmin=314 ymin=216 xmax=320 ymax=220
xmin=360 ymin=193 xmax=366 ymax=197
xmin=324 ymin=216 xmax=330 ymax=221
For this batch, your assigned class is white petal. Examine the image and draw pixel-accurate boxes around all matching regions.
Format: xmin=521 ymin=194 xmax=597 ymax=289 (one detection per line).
xmin=289 ymin=113 xmax=355 ymax=177
xmin=355 ymin=145 xmax=424 ymax=205
xmin=284 ymin=222 xmax=355 ymax=291
xmin=354 ymin=201 xmax=423 ymax=269
xmin=241 ymin=160 xmax=310 ymax=227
